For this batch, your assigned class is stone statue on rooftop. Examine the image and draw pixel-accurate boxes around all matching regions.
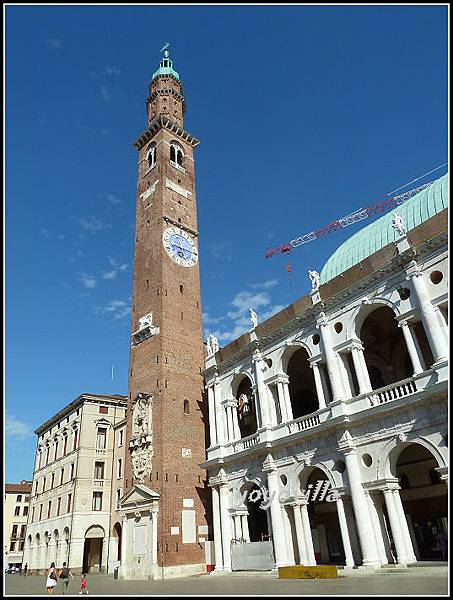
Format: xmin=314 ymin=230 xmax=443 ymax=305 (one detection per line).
xmin=209 ymin=334 xmax=219 ymax=354
xmin=308 ymin=270 xmax=320 ymax=293
xmin=392 ymin=213 xmax=406 ymax=237
xmin=250 ymin=308 xmax=258 ymax=329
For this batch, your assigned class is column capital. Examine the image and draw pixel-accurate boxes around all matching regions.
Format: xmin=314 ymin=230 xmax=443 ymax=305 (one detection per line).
xmin=337 ymin=430 xmax=356 ymax=452
xmin=262 ymin=453 xmax=278 ymax=473
xmin=405 ymin=259 xmax=423 ymax=279
xmin=221 ymin=398 xmax=238 ymax=408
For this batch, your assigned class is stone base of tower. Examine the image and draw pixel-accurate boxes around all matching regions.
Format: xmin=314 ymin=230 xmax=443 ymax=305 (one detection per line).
xmin=119 ymin=563 xmax=205 ymax=580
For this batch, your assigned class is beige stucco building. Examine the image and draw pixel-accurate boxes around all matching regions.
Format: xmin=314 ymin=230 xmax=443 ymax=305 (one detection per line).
xmin=4 ymin=481 xmax=32 ymax=569
xmin=23 ymin=393 xmax=127 ymax=574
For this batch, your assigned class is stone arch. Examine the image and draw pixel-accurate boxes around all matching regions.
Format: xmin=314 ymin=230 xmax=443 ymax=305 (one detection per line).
xmin=83 ymin=525 xmax=105 ymax=573
xmin=112 ymin=521 xmax=122 ymax=562
xmin=279 ymin=341 xmax=313 ymax=373
xmin=291 ymin=461 xmax=337 ymax=497
xmin=235 ymin=476 xmax=269 ymax=543
xmin=347 ymin=297 xmax=402 ymax=341
xmin=378 ymin=436 xmax=447 ymax=480
xmin=230 ymin=370 xmax=254 ymax=398
xmin=232 ymin=372 xmax=258 ymax=438
xmin=286 ymin=346 xmax=318 ymax=418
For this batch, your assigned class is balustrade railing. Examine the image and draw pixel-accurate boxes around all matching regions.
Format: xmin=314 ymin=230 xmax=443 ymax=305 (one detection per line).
xmin=367 ymin=377 xmax=418 ymax=407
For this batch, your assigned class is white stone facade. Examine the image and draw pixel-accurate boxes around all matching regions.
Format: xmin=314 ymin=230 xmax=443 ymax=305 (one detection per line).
xmin=23 ymin=394 xmax=127 ymax=574
xmin=203 ymin=230 xmax=448 ymax=572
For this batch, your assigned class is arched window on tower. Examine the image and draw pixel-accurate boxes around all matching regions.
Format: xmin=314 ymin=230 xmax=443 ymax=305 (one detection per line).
xmin=146 ymin=143 xmax=156 ymax=169
xmin=170 ymin=142 xmax=184 ymax=169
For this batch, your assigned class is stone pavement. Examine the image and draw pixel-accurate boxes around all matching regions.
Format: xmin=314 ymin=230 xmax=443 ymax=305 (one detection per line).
xmin=4 ymin=572 xmax=449 ymax=596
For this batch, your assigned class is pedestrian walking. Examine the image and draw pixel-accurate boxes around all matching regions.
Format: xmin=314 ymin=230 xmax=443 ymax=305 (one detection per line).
xmin=79 ymin=573 xmax=89 ymax=595
xmin=45 ymin=562 xmax=58 ymax=595
xmin=23 ymin=563 xmax=28 ymax=576
xmin=59 ymin=562 xmax=74 ymax=594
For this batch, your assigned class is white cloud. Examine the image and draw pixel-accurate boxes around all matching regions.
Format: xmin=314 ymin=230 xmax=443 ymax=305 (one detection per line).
xmin=101 ymin=85 xmax=111 ymax=102
xmin=47 ymin=38 xmax=63 ymax=51
xmin=105 ymin=193 xmax=122 ymax=205
xmin=79 ymin=273 xmax=97 ymax=288
xmin=203 ymin=281 xmax=283 ymax=345
xmin=77 ymin=217 xmax=111 ymax=234
xmin=94 ymin=299 xmax=131 ymax=320
xmin=6 ymin=415 xmax=34 ymax=439
xmin=105 ymin=65 xmax=122 ymax=77
xmin=102 ymin=270 xmax=118 ymax=280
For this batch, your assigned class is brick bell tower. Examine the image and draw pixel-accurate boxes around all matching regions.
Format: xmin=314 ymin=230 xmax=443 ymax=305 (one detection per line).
xmin=119 ymin=44 xmax=210 ymax=580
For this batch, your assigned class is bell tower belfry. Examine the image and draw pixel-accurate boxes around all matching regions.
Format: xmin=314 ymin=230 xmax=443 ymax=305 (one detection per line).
xmin=119 ymin=44 xmax=210 ymax=580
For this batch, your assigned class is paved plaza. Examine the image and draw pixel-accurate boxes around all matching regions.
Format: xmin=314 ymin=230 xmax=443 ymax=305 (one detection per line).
xmin=4 ymin=572 xmax=449 ymax=596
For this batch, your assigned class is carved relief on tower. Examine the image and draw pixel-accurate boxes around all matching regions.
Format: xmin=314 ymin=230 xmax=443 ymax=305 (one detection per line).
xmin=129 ymin=393 xmax=154 ymax=483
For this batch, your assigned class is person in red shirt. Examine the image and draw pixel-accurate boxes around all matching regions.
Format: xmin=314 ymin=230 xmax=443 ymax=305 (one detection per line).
xmin=79 ymin=573 xmax=88 ymax=595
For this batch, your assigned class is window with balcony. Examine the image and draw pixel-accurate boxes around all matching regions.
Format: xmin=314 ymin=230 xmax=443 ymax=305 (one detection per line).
xmin=94 ymin=461 xmax=105 ymax=480
xmin=96 ymin=427 xmax=107 ymax=449
xmin=92 ymin=491 xmax=103 ymax=511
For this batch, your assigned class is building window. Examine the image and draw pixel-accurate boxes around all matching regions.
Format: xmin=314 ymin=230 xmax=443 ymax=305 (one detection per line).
xmin=14 ymin=506 xmax=20 ymax=516
xmin=51 ymin=472 xmax=55 ymax=488
xmin=39 ymin=504 xmax=43 ymax=521
xmin=34 ymin=481 xmax=38 ymax=494
xmin=96 ymin=427 xmax=107 ymax=449
xmin=170 ymin=142 xmax=184 ymax=168
xmin=94 ymin=462 xmax=105 ymax=480
xmin=92 ymin=492 xmax=103 ymax=511
xmin=45 ymin=446 xmax=50 ymax=465
xmin=72 ymin=429 xmax=78 ymax=451
xmin=67 ymin=494 xmax=72 ymax=513
xmin=70 ymin=463 xmax=75 ymax=480
xmin=18 ymin=540 xmax=25 ymax=551
xmin=183 ymin=400 xmax=190 ymax=415
xmin=146 ymin=143 xmax=156 ymax=168
xmin=24 ymin=495 xmax=30 ymax=503
xmin=60 ymin=467 xmax=64 ymax=485
xmin=63 ymin=435 xmax=68 ymax=456
xmin=32 ymin=507 xmax=35 ymax=523
xmin=47 ymin=501 xmax=52 ymax=519
xmin=16 ymin=495 xmax=22 ymax=502
xmin=11 ymin=525 xmax=18 ymax=539
xmin=23 ymin=506 xmax=28 ymax=517
xmin=118 ymin=429 xmax=124 ymax=447
xmin=116 ymin=488 xmax=121 ymax=510
xmin=42 ymin=477 xmax=46 ymax=492
xmin=20 ymin=525 xmax=26 ymax=538
xmin=54 ymin=440 xmax=59 ymax=461
xmin=57 ymin=497 xmax=61 ymax=516
xmin=117 ymin=458 xmax=122 ymax=479
xmin=9 ymin=542 xmax=15 ymax=552
xmin=99 ymin=406 xmax=109 ymax=415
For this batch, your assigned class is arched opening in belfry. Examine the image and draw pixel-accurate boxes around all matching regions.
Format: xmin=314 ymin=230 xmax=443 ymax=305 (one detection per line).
xmin=287 ymin=348 xmax=318 ymax=419
xmin=245 ymin=483 xmax=269 ymax=543
xmin=393 ymin=443 xmax=447 ymax=561
xmin=300 ymin=467 xmax=345 ymax=565
xmin=360 ymin=306 xmax=412 ymax=389
xmin=235 ymin=377 xmax=258 ymax=438
xmin=170 ymin=142 xmax=184 ymax=168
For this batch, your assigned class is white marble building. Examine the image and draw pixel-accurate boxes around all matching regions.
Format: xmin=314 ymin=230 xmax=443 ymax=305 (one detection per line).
xmin=202 ymin=175 xmax=448 ymax=572
xmin=23 ymin=393 xmax=127 ymax=574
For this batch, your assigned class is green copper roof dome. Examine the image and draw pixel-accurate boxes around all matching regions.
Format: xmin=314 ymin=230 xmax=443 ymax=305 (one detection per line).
xmin=320 ymin=173 xmax=448 ymax=284
xmin=152 ymin=42 xmax=180 ymax=80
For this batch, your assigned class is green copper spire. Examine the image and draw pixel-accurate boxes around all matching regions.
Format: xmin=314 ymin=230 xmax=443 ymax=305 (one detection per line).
xmin=152 ymin=42 xmax=180 ymax=80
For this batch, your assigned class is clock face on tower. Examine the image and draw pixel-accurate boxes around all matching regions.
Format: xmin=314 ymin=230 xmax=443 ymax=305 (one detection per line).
xmin=163 ymin=227 xmax=198 ymax=267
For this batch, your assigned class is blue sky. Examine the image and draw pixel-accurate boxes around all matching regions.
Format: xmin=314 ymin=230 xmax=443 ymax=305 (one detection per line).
xmin=5 ymin=5 xmax=447 ymax=481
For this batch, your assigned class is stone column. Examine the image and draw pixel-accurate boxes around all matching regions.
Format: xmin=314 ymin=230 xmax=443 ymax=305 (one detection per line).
xmin=341 ymin=443 xmax=380 ymax=566
xmin=213 ymin=378 xmax=226 ymax=446
xmin=365 ymin=490 xmax=388 ymax=565
xmin=391 ymin=489 xmax=417 ymax=563
xmin=233 ymin=514 xmax=242 ymax=541
xmin=317 ymin=313 xmax=345 ymax=401
xmin=398 ymin=321 xmax=424 ymax=376
xmin=151 ymin=509 xmax=158 ymax=565
xmin=300 ymin=501 xmax=316 ymax=566
xmin=253 ymin=350 xmax=272 ymax=427
xmin=266 ymin=468 xmax=289 ymax=567
xmin=211 ymin=485 xmax=224 ymax=571
xmin=241 ymin=514 xmax=250 ymax=543
xmin=231 ymin=402 xmax=241 ymax=440
xmin=282 ymin=380 xmax=294 ymax=421
xmin=409 ymin=323 xmax=427 ymax=371
xmin=225 ymin=404 xmax=234 ymax=443
xmin=276 ymin=380 xmax=288 ymax=422
xmin=406 ymin=262 xmax=449 ymax=363
xmin=336 ymin=495 xmax=355 ymax=567
xmin=219 ymin=483 xmax=232 ymax=571
xmin=310 ymin=362 xmax=326 ymax=409
xmin=351 ymin=345 xmax=372 ymax=394
xmin=382 ymin=489 xmax=409 ymax=564
xmin=207 ymin=385 xmax=217 ymax=447
xmin=291 ymin=503 xmax=307 ymax=564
